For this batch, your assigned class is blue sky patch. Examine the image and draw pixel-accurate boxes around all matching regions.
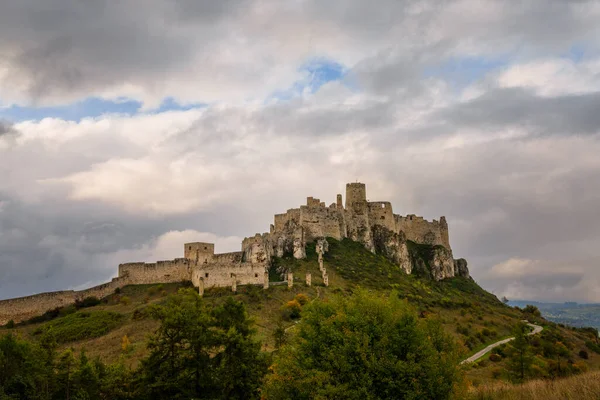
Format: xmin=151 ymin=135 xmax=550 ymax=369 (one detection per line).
xmin=423 ymin=56 xmax=508 ymax=91
xmin=0 ymin=97 xmax=206 ymax=123
xmin=268 ymin=58 xmax=348 ymax=101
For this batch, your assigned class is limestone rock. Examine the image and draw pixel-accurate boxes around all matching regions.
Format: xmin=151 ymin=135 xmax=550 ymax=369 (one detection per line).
xmin=454 ymin=258 xmax=470 ymax=279
xmin=430 ymin=247 xmax=455 ymax=281
xmin=293 ymin=229 xmax=306 ymax=259
xmin=372 ymin=226 xmax=412 ymax=274
xmin=316 ymin=237 xmax=329 ymax=255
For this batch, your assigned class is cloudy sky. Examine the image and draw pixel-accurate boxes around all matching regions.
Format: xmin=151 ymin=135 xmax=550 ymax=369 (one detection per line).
xmin=1 ymin=0 xmax=600 ymax=302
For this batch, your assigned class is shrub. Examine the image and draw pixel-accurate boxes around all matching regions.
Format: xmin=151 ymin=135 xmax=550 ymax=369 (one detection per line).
xmin=281 ymin=300 xmax=302 ymax=320
xmin=495 ymin=345 xmax=507 ymax=358
xmin=114 ymin=287 xmax=122 ymax=294
xmin=491 ymin=368 xmax=502 ymax=379
xmin=523 ymin=305 xmax=541 ymax=317
xmin=121 ymin=334 xmax=132 ymax=353
xmin=74 ymin=296 xmax=101 ymax=309
xmin=586 ymin=340 xmax=600 ymax=354
xmin=489 ymin=353 xmax=502 ymax=362
xmin=5 ymin=320 xmax=15 ymax=329
xmin=464 ymin=336 xmax=477 ymax=350
xmin=132 ymin=308 xmax=148 ymax=321
xmin=294 ymin=293 xmax=309 ymax=306
xmin=120 ymin=296 xmax=131 ymax=306
xmin=579 ymin=349 xmax=589 ymax=359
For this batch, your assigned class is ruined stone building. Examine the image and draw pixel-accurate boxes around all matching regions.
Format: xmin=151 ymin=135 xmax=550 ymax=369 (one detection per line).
xmin=0 ymin=182 xmax=469 ymax=325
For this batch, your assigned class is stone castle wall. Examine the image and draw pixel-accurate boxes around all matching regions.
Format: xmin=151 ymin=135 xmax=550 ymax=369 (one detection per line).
xmin=192 ymin=262 xmax=266 ymax=289
xmin=118 ymin=258 xmax=191 ymax=285
xmin=0 ymin=276 xmax=131 ymax=326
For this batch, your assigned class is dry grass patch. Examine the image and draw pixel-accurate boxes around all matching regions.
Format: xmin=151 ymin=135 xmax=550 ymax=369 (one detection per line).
xmin=470 ymin=370 xmax=600 ymax=399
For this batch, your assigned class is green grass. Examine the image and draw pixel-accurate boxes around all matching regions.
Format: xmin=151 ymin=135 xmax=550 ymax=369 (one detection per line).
xmin=34 ymin=310 xmax=125 ymax=343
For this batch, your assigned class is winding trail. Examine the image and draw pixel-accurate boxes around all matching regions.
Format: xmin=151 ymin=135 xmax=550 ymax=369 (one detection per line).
xmin=460 ymin=321 xmax=543 ymax=365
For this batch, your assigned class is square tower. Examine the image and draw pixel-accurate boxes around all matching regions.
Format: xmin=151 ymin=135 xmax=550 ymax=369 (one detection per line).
xmin=345 ymin=182 xmax=367 ymax=210
xmin=184 ymin=242 xmax=215 ymax=264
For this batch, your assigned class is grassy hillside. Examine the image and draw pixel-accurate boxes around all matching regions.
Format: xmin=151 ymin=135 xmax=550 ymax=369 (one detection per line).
xmin=2 ymin=237 xmax=599 ymax=386
xmin=469 ymin=370 xmax=600 ymax=399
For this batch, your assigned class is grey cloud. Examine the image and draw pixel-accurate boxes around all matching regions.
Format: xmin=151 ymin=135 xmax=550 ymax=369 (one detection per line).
xmin=1 ymin=0 xmax=599 ymax=105
xmin=0 ymin=120 xmax=18 ymax=138
xmin=439 ymin=88 xmax=600 ymax=136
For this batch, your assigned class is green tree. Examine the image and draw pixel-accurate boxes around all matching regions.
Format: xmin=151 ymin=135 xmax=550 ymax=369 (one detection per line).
xmin=0 ymin=333 xmax=47 ymax=399
xmin=506 ymin=322 xmax=534 ymax=383
xmin=523 ymin=305 xmax=541 ymax=317
xmin=138 ymin=289 xmax=267 ymax=400
xmin=264 ymin=290 xmax=462 ymax=400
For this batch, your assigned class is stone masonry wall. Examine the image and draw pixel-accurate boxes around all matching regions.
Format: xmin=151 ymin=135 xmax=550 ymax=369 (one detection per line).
xmin=0 ymin=276 xmax=132 ymax=326
xmin=192 ymin=262 xmax=266 ymax=289
xmin=118 ymin=258 xmax=191 ymax=284
xmin=395 ymin=214 xmax=447 ymax=247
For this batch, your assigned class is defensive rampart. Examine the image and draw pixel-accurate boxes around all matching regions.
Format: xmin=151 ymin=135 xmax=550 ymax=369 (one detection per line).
xmin=0 ymin=276 xmax=131 ymax=326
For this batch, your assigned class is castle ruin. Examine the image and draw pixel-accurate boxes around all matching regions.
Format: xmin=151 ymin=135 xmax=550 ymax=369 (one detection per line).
xmin=0 ymin=182 xmax=469 ymax=325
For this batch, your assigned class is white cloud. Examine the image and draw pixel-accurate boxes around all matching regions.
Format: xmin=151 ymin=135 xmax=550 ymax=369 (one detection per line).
xmin=497 ymin=59 xmax=600 ymax=97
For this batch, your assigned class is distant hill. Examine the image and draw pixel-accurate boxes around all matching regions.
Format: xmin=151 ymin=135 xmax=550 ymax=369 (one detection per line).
xmin=508 ymin=300 xmax=600 ymax=331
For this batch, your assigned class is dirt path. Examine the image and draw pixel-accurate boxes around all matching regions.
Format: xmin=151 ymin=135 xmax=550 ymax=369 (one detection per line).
xmin=460 ymin=321 xmax=543 ymax=364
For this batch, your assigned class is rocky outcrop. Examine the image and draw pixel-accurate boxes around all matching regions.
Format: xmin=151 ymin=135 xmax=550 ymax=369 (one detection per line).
xmin=430 ymin=246 xmax=455 ymax=281
xmin=454 ymin=258 xmax=470 ymax=279
xmin=372 ymin=225 xmax=412 ymax=274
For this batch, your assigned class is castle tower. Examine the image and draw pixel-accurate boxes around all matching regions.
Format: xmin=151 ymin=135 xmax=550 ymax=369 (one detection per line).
xmin=440 ymin=216 xmax=450 ymax=249
xmin=345 ymin=183 xmax=367 ymax=210
xmin=344 ymin=182 xmax=374 ymax=251
xmin=184 ymin=242 xmax=215 ymax=264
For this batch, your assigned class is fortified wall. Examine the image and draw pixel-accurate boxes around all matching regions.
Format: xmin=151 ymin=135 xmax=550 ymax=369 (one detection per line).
xmin=0 ymin=277 xmax=130 ymax=326
xmin=0 ymin=182 xmax=469 ymax=326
